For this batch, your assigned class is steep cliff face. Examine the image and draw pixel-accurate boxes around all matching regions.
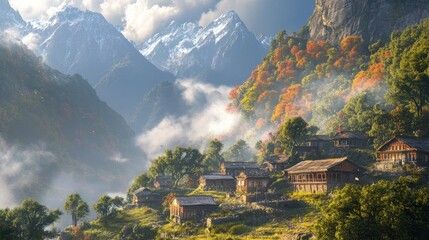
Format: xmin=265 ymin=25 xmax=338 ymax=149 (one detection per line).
xmin=308 ymin=0 xmax=429 ymax=44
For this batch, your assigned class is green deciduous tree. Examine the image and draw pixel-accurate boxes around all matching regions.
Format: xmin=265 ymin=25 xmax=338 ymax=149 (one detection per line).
xmin=64 ymin=193 xmax=89 ymax=227
xmin=222 ymin=139 xmax=253 ymax=162
xmin=275 ymin=117 xmax=309 ymax=154
xmin=389 ymin=37 xmax=429 ymax=118
xmin=202 ymin=138 xmax=224 ymax=173
xmin=315 ymin=177 xmax=429 ymax=239
xmin=0 ymin=208 xmax=17 ymax=239
xmin=384 ymin=19 xmax=429 ymax=119
xmin=0 ymin=198 xmax=62 ymax=240
xmin=368 ymin=104 xmax=394 ymax=147
xmin=149 ymin=147 xmax=203 ymax=188
xmin=93 ymin=195 xmax=124 ymax=218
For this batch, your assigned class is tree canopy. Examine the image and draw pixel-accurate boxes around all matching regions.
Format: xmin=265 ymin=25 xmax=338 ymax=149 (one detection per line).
xmin=64 ymin=193 xmax=89 ymax=227
xmin=202 ymin=138 xmax=224 ymax=173
xmin=0 ymin=198 xmax=62 ymax=240
xmin=385 ymin=20 xmax=429 ymax=118
xmin=93 ymin=195 xmax=124 ymax=218
xmin=275 ymin=116 xmax=309 ymax=154
xmin=222 ymin=139 xmax=253 ymax=162
xmin=315 ymin=177 xmax=429 ymax=239
xmin=149 ymin=147 xmax=203 ymax=188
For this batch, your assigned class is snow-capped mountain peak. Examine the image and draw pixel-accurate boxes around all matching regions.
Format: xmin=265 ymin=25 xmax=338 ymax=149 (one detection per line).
xmin=25 ymin=4 xmax=173 ymax=120
xmin=30 ymin=5 xmax=133 ymax=77
xmin=140 ymin=10 xmax=266 ymax=85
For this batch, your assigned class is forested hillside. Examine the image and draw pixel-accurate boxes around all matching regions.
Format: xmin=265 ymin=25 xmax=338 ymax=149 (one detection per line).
xmin=229 ymin=19 xmax=429 ymax=146
xmin=0 ymin=34 xmax=142 ymax=202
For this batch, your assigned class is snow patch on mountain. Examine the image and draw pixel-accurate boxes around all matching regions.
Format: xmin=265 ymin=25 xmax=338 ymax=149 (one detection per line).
xmin=139 ymin=10 xmax=266 ymax=85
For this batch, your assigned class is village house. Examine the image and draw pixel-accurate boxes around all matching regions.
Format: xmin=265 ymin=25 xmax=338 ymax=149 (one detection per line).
xmin=236 ymin=170 xmax=270 ymax=193
xmin=331 ymin=131 xmax=368 ymax=148
xmin=293 ymin=146 xmax=319 ymax=159
xmin=305 ymin=135 xmax=332 ymax=149
xmin=375 ymin=136 xmax=429 ymax=170
xmin=262 ymin=155 xmax=290 ymax=172
xmin=199 ymin=174 xmax=235 ymax=191
xmin=154 ymin=176 xmax=173 ymax=189
xmin=170 ymin=196 xmax=218 ymax=224
xmin=220 ymin=161 xmax=260 ymax=177
xmin=286 ymin=157 xmax=364 ymax=193
xmin=132 ymin=187 xmax=161 ymax=207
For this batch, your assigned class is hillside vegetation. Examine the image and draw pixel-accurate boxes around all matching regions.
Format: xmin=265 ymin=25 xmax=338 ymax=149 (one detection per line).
xmin=0 ymin=34 xmax=142 ymax=200
xmin=230 ymin=20 xmax=429 ymax=146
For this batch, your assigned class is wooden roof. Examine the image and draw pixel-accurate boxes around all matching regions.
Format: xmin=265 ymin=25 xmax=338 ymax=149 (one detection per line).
xmin=306 ymin=135 xmax=330 ymax=141
xmin=133 ymin=187 xmax=159 ymax=196
xmin=201 ymin=174 xmax=235 ymax=180
xmin=174 ymin=196 xmax=217 ymax=206
xmin=286 ymin=157 xmax=361 ymax=174
xmin=265 ymin=155 xmax=290 ymax=164
xmin=377 ymin=135 xmax=429 ymax=153
xmin=332 ymin=131 xmax=367 ymax=140
xmin=238 ymin=169 xmax=270 ymax=178
xmin=223 ymin=161 xmax=259 ymax=169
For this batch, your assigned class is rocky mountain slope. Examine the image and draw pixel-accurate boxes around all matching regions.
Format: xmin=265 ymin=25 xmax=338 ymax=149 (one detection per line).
xmin=308 ymin=0 xmax=429 ymax=44
xmin=27 ymin=5 xmax=174 ymax=120
xmin=140 ymin=11 xmax=266 ymax=86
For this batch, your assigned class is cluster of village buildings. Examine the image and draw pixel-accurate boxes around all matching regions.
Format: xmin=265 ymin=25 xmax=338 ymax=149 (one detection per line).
xmin=131 ymin=131 xmax=429 ymax=224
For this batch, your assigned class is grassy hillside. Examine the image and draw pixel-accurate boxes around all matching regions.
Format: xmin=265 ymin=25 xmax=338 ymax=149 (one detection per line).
xmin=65 ymin=190 xmax=326 ymax=240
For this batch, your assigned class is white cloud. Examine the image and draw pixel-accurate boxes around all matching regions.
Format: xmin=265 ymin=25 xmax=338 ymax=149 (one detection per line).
xmin=110 ymin=152 xmax=129 ymax=163
xmin=9 ymin=0 xmax=58 ymax=20
xmin=121 ymin=0 xmax=219 ymax=43
xmin=21 ymin=32 xmax=40 ymax=51
xmin=0 ymin=137 xmax=57 ymax=208
xmin=136 ymin=79 xmax=243 ymax=160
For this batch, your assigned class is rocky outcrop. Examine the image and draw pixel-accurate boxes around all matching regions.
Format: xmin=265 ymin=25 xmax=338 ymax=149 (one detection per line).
xmin=308 ymin=0 xmax=429 ymax=44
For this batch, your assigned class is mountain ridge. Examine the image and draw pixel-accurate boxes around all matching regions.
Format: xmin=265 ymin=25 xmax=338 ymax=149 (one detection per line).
xmin=26 ymin=5 xmax=174 ymax=121
xmin=140 ymin=10 xmax=266 ymax=86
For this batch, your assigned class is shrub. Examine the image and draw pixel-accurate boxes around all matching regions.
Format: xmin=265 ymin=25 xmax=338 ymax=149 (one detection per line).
xmin=228 ymin=224 xmax=251 ymax=235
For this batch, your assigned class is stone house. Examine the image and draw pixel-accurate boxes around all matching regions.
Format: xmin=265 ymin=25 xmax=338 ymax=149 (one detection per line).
xmin=375 ymin=136 xmax=429 ymax=170
xmin=170 ymin=196 xmax=218 ymax=224
xmin=286 ymin=157 xmax=364 ymax=193
xmin=199 ymin=174 xmax=235 ymax=191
